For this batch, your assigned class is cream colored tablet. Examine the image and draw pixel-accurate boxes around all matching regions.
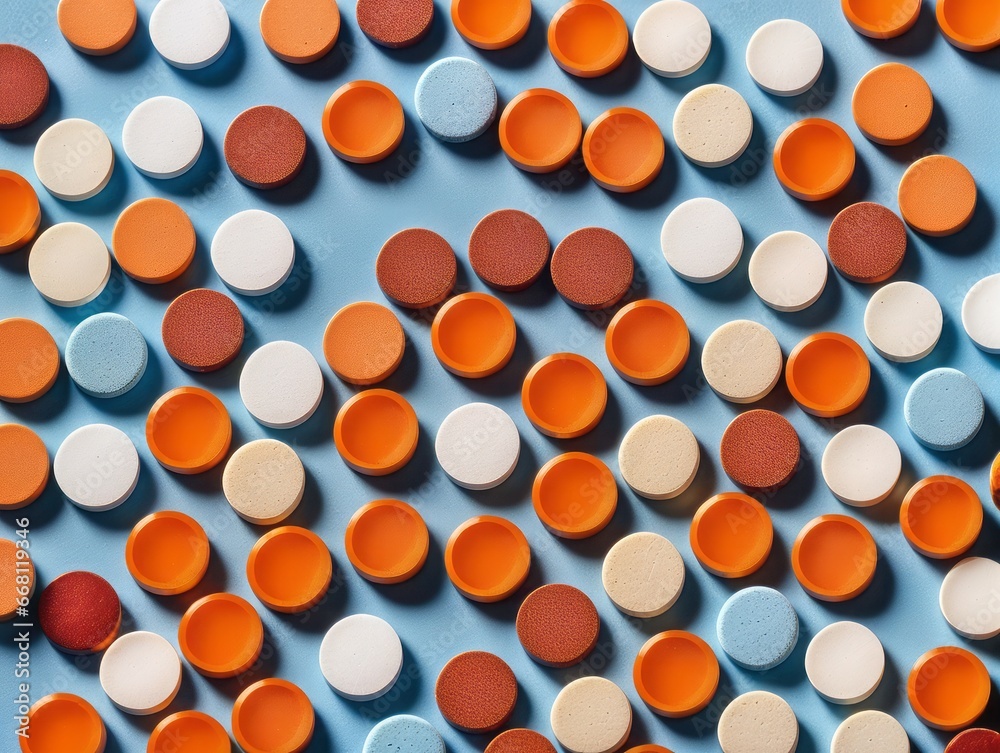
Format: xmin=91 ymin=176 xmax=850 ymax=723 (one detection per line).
xmin=34 ymin=119 xmax=114 ymax=201
xmin=832 ymin=711 xmax=909 ymax=753
xmin=618 ymin=415 xmax=699 ymax=500
xmin=240 ymin=341 xmax=324 ymax=429
xmin=100 ymin=631 xmax=182 ymax=715
xmin=864 ymin=282 xmax=942 ymax=362
xmin=602 ymin=532 xmax=685 ymax=618
xmin=673 ymin=85 xmax=753 ymax=167
xmin=551 ymin=677 xmax=632 ymax=753
xmin=962 ymin=273 xmax=1000 ymax=353
xmin=748 ymin=231 xmax=828 ymax=312
xmin=660 ymin=198 xmax=743 ymax=283
xmin=122 ymin=96 xmax=203 ymax=178
xmin=54 ymin=424 xmax=140 ymax=511
xmin=821 ymin=425 xmax=901 ymax=507
xmin=150 ymin=0 xmax=231 ymax=69
xmin=746 ymin=20 xmax=823 ymax=96
xmin=28 ymin=223 xmax=111 ymax=307
xmin=223 ymin=439 xmax=305 ymax=524
xmin=702 ymin=320 xmax=782 ymax=403
xmin=435 ymin=403 xmax=520 ymax=490
xmin=633 ymin=1 xmax=711 ymax=78
xmin=805 ymin=621 xmax=884 ymax=704
xmin=940 ymin=557 xmax=1000 ymax=640
xmin=719 ymin=691 xmax=798 ymax=753
xmin=319 ymin=614 xmax=403 ymax=701
xmin=211 ymin=210 xmax=295 ymax=296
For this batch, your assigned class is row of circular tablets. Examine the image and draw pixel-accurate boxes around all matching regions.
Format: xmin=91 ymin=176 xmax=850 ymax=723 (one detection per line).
xmin=843 ymin=0 xmax=1000 ymax=52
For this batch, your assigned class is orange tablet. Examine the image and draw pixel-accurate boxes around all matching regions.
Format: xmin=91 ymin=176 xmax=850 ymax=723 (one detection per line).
xmin=232 ymin=678 xmax=314 ymax=753
xmin=533 ymin=452 xmax=617 ymax=539
xmin=0 ymin=318 xmax=60 ymax=403
xmin=583 ymin=108 xmax=664 ymax=193
xmin=452 ymin=0 xmax=531 ymax=49
xmin=633 ymin=631 xmax=719 ymax=718
xmin=937 ymin=0 xmax=1000 ymax=52
xmin=322 ymin=81 xmax=404 ymax=164
xmin=852 ymin=63 xmax=933 ymax=146
xmin=112 ymin=198 xmax=195 ymax=284
xmin=908 ymin=646 xmax=990 ymax=730
xmin=499 ymin=88 xmax=582 ymax=173
xmin=0 ymin=538 xmax=34 ymax=621
xmin=57 ymin=0 xmax=137 ymax=56
xmin=334 ymin=389 xmax=418 ymax=475
xmin=898 ymin=155 xmax=976 ymax=237
xmin=148 ymin=711 xmax=229 ymax=753
xmin=146 ymin=387 xmax=232 ymax=474
xmin=0 ymin=424 xmax=49 ymax=510
xmin=900 ymin=476 xmax=983 ymax=559
xmin=431 ymin=292 xmax=516 ymax=378
xmin=178 ymin=593 xmax=264 ymax=678
xmin=842 ymin=0 xmax=921 ymax=39
xmin=0 ymin=170 xmax=40 ymax=253
xmin=522 ymin=353 xmax=607 ymax=438
xmin=786 ymin=332 xmax=870 ymax=417
xmin=606 ymin=300 xmax=689 ymax=385
xmin=548 ymin=0 xmax=628 ymax=78
xmin=345 ymin=499 xmax=429 ymax=584
xmin=260 ymin=0 xmax=340 ymax=63
xmin=792 ymin=514 xmax=877 ymax=602
xmin=992 ymin=452 xmax=1000 ymax=510
xmin=19 ymin=693 xmax=106 ymax=753
xmin=445 ymin=516 xmax=530 ymax=602
xmin=626 ymin=748 xmax=673 ymax=753
xmin=323 ymin=301 xmax=405 ymax=385
xmin=773 ymin=119 xmax=856 ymax=201
xmin=125 ymin=511 xmax=210 ymax=595
xmin=247 ymin=526 xmax=333 ymax=612
xmin=690 ymin=493 xmax=773 ymax=578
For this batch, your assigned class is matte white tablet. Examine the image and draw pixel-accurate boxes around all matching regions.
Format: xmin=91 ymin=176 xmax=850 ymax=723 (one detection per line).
xmin=122 ymin=96 xmax=203 ymax=178
xmin=745 ymin=20 xmax=823 ymax=96
xmin=100 ymin=631 xmax=182 ymax=715
xmin=435 ymin=403 xmax=520 ymax=490
xmin=240 ymin=341 xmax=324 ymax=428
xmin=673 ymin=85 xmax=753 ymax=167
xmin=832 ymin=711 xmax=909 ymax=753
xmin=821 ymin=425 xmax=901 ymax=507
xmin=551 ymin=677 xmax=632 ymax=753
xmin=864 ymin=282 xmax=942 ymax=362
xmin=633 ymin=1 xmax=711 ymax=78
xmin=211 ymin=210 xmax=295 ymax=296
xmin=962 ymin=273 xmax=1000 ymax=353
xmin=54 ymin=424 xmax=140 ymax=511
xmin=702 ymin=320 xmax=783 ymax=403
xmin=618 ymin=415 xmax=699 ymax=500
xmin=602 ymin=532 xmax=685 ymax=618
xmin=33 ymin=118 xmax=114 ymax=201
xmin=719 ymin=691 xmax=798 ymax=753
xmin=28 ymin=223 xmax=111 ymax=307
xmin=661 ymin=198 xmax=744 ymax=283
xmin=223 ymin=439 xmax=305 ymax=524
xmin=319 ymin=614 xmax=403 ymax=701
xmin=940 ymin=557 xmax=1000 ymax=640
xmin=150 ymin=0 xmax=231 ymax=69
xmin=805 ymin=621 xmax=884 ymax=704
xmin=749 ymin=231 xmax=828 ymax=312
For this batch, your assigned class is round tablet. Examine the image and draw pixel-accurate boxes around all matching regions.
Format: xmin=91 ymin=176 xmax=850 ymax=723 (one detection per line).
xmin=232 ymin=679 xmax=314 ymax=753
xmin=828 ymin=202 xmax=908 ymax=283
xmin=673 ymin=85 xmax=753 ymax=167
xmin=806 ymin=621 xmax=885 ymax=704
xmin=634 ymin=631 xmax=719 ymax=718
xmin=690 ymin=493 xmax=773 ymax=578
xmin=0 ymin=45 xmax=49 ymax=129
xmin=57 ymin=0 xmax=136 ymax=54
xmin=904 ymin=368 xmax=984 ymax=451
xmin=66 ymin=313 xmax=147 ymax=398
xmin=54 ymin=425 xmax=139 ymax=511
xmin=356 ymin=0 xmax=433 ymax=48
xmin=431 ymin=293 xmax=516 ymax=378
xmin=534 ymin=452 xmax=617 ymax=539
xmin=842 ymin=0 xmax=920 ymax=38
xmin=552 ymin=228 xmax=633 ymax=309
xmin=376 ymin=228 xmax=457 ymax=308
xmin=0 ymin=170 xmax=41 ymax=253
xmin=774 ymin=119 xmax=856 ymax=201
xmin=123 ymin=97 xmax=202 ymax=178
xmin=749 ymin=231 xmax=828 ymax=311
xmin=832 ymin=711 xmax=909 ymax=753
xmin=101 ymin=631 xmax=181 ymax=715
xmin=223 ymin=439 xmax=305 ymax=524
xmin=962 ymin=273 xmax=1000 ymax=353
xmin=162 ymin=289 xmax=244 ymax=371
xmin=150 ymin=0 xmax=230 ymax=69
xmin=702 ymin=320 xmax=782 ymax=404
xmin=452 ymin=0 xmax=531 ymax=49
xmin=661 ymin=198 xmax=743 ymax=282
xmin=721 ymin=410 xmax=799 ymax=491
xmin=240 ymin=341 xmax=323 ymax=428
xmin=0 ymin=538 xmax=34 ymax=621
xmin=146 ymin=387 xmax=231 ymax=474
xmin=179 ymin=593 xmax=263 ymax=678
xmin=211 ymin=210 xmax=295 ymax=296
xmin=0 ymin=319 xmax=59 ymax=404
xmin=619 ymin=415 xmax=699 ymax=500
xmin=499 ymin=89 xmax=582 ymax=174
xmin=247 ymin=526 xmax=332 ymax=612
xmin=19 ymin=693 xmax=106 ymax=753
xmin=547 ymin=0 xmax=628 ymax=78
xmin=786 ymin=332 xmax=870 ymax=417
xmin=946 ymin=729 xmax=1000 ymax=753
xmin=853 ymin=63 xmax=932 ymax=146
xmin=633 ymin=1 xmax=710 ymax=77
xmin=125 ymin=511 xmax=210 ymax=595
xmin=792 ymin=515 xmax=877 ymax=601
xmin=719 ymin=691 xmax=797 ymax=753
xmin=908 ymin=647 xmax=990 ymax=730
xmin=322 ymin=81 xmax=404 ymax=164
xmin=551 ymin=677 xmax=632 ymax=753
xmin=602 ymin=532 xmax=684 ymax=617
xmin=29 ymin=223 xmax=111 ymax=306
xmin=469 ymin=209 xmax=549 ymax=291
xmin=260 ymin=0 xmax=340 ymax=63
xmin=323 ymin=304 xmax=404 ymax=386
xmin=436 ymin=403 xmax=520 ymax=489
xmin=718 ymin=587 xmax=798 ymax=671
xmin=898 ymin=155 xmax=976 ymax=236
xmin=940 ymin=557 xmax=1000 ymax=639
xmin=522 ymin=353 xmax=607 ymax=438
xmin=365 ymin=716 xmax=445 ymax=753
xmin=334 ymin=389 xmax=418 ymax=475
xmin=994 ymin=453 xmax=1000 ymax=510
xmin=516 ymin=584 xmax=599 ymax=668
xmin=39 ymin=572 xmax=120 ymax=654
xmin=415 ymin=57 xmax=497 ymax=143
xmin=937 ymin=0 xmax=1000 ymax=52
xmin=487 ymin=729 xmax=557 ymax=753
xmin=345 ymin=499 xmax=429 ymax=584
xmin=0 ymin=424 xmax=49 ymax=509
xmin=148 ymin=711 xmax=229 ymax=753
xmin=902 ymin=476 xmax=982 ymax=559
xmin=436 ymin=651 xmax=517 ymax=733
xmin=224 ymin=106 xmax=306 ymax=188
xmin=822 ymin=425 xmax=901 ymax=507
xmin=445 ymin=516 xmax=530 ymax=602
xmin=320 ymin=614 xmax=402 ymax=700
xmin=583 ymin=107 xmax=664 ymax=193
xmin=34 ymin=119 xmax=114 ymax=200
xmin=113 ymin=198 xmax=195 ymax=283
xmin=865 ymin=282 xmax=942 ymax=362
xmin=746 ymin=20 xmax=822 ymax=96
xmin=606 ymin=300 xmax=689 ymax=386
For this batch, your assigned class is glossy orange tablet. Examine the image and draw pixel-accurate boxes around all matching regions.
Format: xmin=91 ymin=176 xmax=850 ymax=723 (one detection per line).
xmin=345 ymin=499 xmax=429 ymax=584
xmin=148 ymin=711 xmax=230 ymax=753
xmin=19 ymin=693 xmax=106 ymax=753
xmin=792 ymin=514 xmax=877 ymax=602
xmin=0 ymin=318 xmax=60 ymax=403
xmin=334 ymin=389 xmax=418 ymax=475
xmin=232 ymin=678 xmax=314 ymax=753
xmin=937 ymin=0 xmax=1000 ymax=52
xmin=445 ymin=515 xmax=531 ymax=602
xmin=146 ymin=387 xmax=232 ymax=474
xmin=548 ymin=0 xmax=628 ymax=78
xmin=634 ymin=631 xmax=719 ymax=718
xmin=900 ymin=476 xmax=983 ymax=559
xmin=690 ymin=493 xmax=773 ymax=578
xmin=125 ymin=511 xmax=210 ymax=595
xmin=0 ymin=170 xmax=40 ymax=253
xmin=57 ymin=0 xmax=137 ymax=55
xmin=452 ymin=0 xmax=531 ymax=49
xmin=774 ymin=119 xmax=856 ymax=201
xmin=898 ymin=155 xmax=977 ymax=236
xmin=852 ymin=63 xmax=933 ymax=146
xmin=583 ymin=108 xmax=664 ymax=193
xmin=842 ymin=0 xmax=921 ymax=39
xmin=260 ymin=0 xmax=340 ymax=63
xmin=533 ymin=452 xmax=617 ymax=539
xmin=247 ymin=526 xmax=332 ymax=612
xmin=0 ymin=424 xmax=49 ymax=510
xmin=178 ymin=593 xmax=264 ymax=678
xmin=606 ymin=300 xmax=689 ymax=386
xmin=908 ymin=647 xmax=990 ymax=731
xmin=786 ymin=332 xmax=870 ymax=418
xmin=322 ymin=81 xmax=404 ymax=164
xmin=112 ymin=198 xmax=196 ymax=284
xmin=522 ymin=353 xmax=607 ymax=439
xmin=992 ymin=452 xmax=1000 ymax=510
xmin=431 ymin=292 xmax=516 ymax=378
xmin=499 ymin=88 xmax=582 ymax=173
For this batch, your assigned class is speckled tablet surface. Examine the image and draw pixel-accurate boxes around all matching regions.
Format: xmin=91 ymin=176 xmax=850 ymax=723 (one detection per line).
xmin=66 ymin=313 xmax=147 ymax=398
xmin=718 ymin=587 xmax=798 ymax=671
xmin=904 ymin=368 xmax=985 ymax=451
xmin=415 ymin=57 xmax=497 ymax=143
xmin=364 ymin=715 xmax=445 ymax=753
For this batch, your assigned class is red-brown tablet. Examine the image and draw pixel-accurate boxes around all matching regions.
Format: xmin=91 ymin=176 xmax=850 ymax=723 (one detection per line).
xmin=357 ymin=0 xmax=433 ymax=48
xmin=376 ymin=228 xmax=457 ymax=308
xmin=551 ymin=228 xmax=634 ymax=309
xmin=38 ymin=571 xmax=121 ymax=654
xmin=436 ymin=651 xmax=517 ymax=733
xmin=224 ymin=106 xmax=306 ymax=189
xmin=946 ymin=728 xmax=1000 ymax=753
xmin=162 ymin=289 xmax=245 ymax=372
xmin=720 ymin=410 xmax=800 ymax=491
xmin=0 ymin=45 xmax=49 ymax=129
xmin=516 ymin=584 xmax=599 ymax=668
xmin=828 ymin=202 xmax=907 ymax=283
xmin=469 ymin=209 xmax=550 ymax=292
xmin=486 ymin=729 xmax=557 ymax=753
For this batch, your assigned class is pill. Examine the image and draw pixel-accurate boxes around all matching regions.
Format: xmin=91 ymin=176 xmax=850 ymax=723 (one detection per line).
xmin=345 ymin=499 xmax=429 ymax=584
xmin=150 ymin=0 xmax=230 ymax=69
xmin=39 ymin=571 xmax=121 ymax=654
xmin=452 ymin=0 xmax=531 ymax=49
xmin=232 ymin=679 xmax=314 ymax=753
xmin=146 ymin=386 xmax=231 ymax=475
xmin=832 ymin=711 xmax=909 ymax=753
xmin=65 ymin=313 xmax=147 ymax=398
xmin=224 ymin=106 xmax=306 ymax=188
xmin=322 ymin=81 xmax=404 ymax=164
xmin=828 ymin=202 xmax=907 ymax=283
xmin=499 ymin=89 xmax=582 ymax=174
xmin=436 ymin=651 xmax=517 ymax=733
xmin=122 ymin=97 xmax=202 ymax=178
xmin=904 ymin=368 xmax=984 ymax=451
xmin=445 ymin=516 xmax=530 ymax=602
xmin=748 ymin=231 xmax=828 ymax=311
xmin=487 ymin=729 xmax=557 ymax=753
xmin=100 ymin=631 xmax=183 ymax=715
xmin=356 ymin=0 xmax=433 ymax=48
xmin=864 ymin=282 xmax=942 ymax=362
xmin=469 ymin=209 xmax=550 ymax=291
xmin=908 ymin=647 xmax=990 ymax=730
xmin=125 ymin=511 xmax=210 ymax=595
xmin=619 ymin=415 xmax=699 ymax=500
xmin=18 ymin=693 xmax=106 ymax=753
xmin=323 ymin=302 xmax=405 ymax=385
xmin=0 ymin=319 xmax=59 ymax=404
xmin=247 ymin=526 xmax=331 ymax=613
xmin=853 ymin=63 xmax=932 ymax=146
xmin=431 ymin=293 xmax=516 ymax=378
xmin=334 ymin=389 xmax=419 ymax=476
xmin=547 ymin=0 xmax=629 ymax=78
xmin=365 ymin=715 xmax=446 ymax=753
xmin=583 ymin=107 xmax=664 ymax=193
xmin=0 ymin=44 xmax=49 ymax=129
xmin=112 ymin=198 xmax=195 ymax=284
xmin=533 ymin=452 xmax=617 ymax=539
xmin=792 ymin=515 xmax=877 ymax=602
xmin=634 ymin=631 xmax=719 ymax=717
xmin=602 ymin=532 xmax=684 ymax=618
xmin=690 ymin=493 xmax=773 ymax=578
xmin=376 ymin=228 xmax=457 ymax=308
xmin=148 ymin=711 xmax=229 ymax=753
xmin=842 ymin=0 xmax=920 ymax=39
xmin=522 ymin=353 xmax=607 ymax=438
xmin=260 ymin=0 xmax=340 ymax=63
xmin=946 ymin=729 xmax=1000 ymax=753
xmin=28 ymin=223 xmax=111 ymax=306
xmin=774 ymin=118 xmax=856 ymax=201
xmin=898 ymin=155 xmax=976 ymax=236
xmin=937 ymin=0 xmax=1000 ymax=52
xmin=211 ymin=210 xmax=295 ymax=296
xmin=223 ymin=439 xmax=304 ymax=524
xmin=702 ymin=320 xmax=782 ymax=404
xmin=962 ymin=273 xmax=1000 ymax=353
xmin=718 ymin=691 xmax=798 ymax=753
xmin=661 ymin=198 xmax=743 ymax=282
xmin=822 ymin=425 xmax=901 ymax=507
xmin=178 ymin=593 xmax=263 ymax=678
xmin=993 ymin=453 xmax=1000 ymax=510
xmin=720 ymin=410 xmax=800 ymax=491
xmin=0 ymin=169 xmax=41 ymax=253
xmin=0 ymin=423 xmax=49 ymax=509
xmin=901 ymin=476 xmax=982 ymax=559
xmin=320 ymin=613 xmax=402 ymax=700
xmin=415 ymin=57 xmax=497 ymax=143
xmin=34 ymin=119 xmax=114 ymax=201
xmin=551 ymin=677 xmax=631 ymax=753
xmin=746 ymin=20 xmax=823 ymax=96
xmin=786 ymin=332 xmax=870 ymax=417
xmin=516 ymin=584 xmax=599 ymax=668
xmin=57 ymin=0 xmax=136 ymax=55
xmin=605 ymin=300 xmax=689 ymax=386
xmin=0 ymin=539 xmax=34 ymax=621
xmin=240 ymin=341 xmax=323 ymax=429
xmin=718 ymin=587 xmax=798 ymax=671
xmin=54 ymin=424 xmax=139 ymax=511
xmin=551 ymin=228 xmax=634 ymax=309
xmin=161 ymin=289 xmax=244 ymax=372
xmin=435 ymin=403 xmax=520 ymax=490
xmin=806 ymin=621 xmax=885 ymax=704
xmin=674 ymin=85 xmax=753 ymax=167
xmin=633 ymin=1 xmax=711 ymax=78
xmin=939 ymin=557 xmax=1000 ymax=640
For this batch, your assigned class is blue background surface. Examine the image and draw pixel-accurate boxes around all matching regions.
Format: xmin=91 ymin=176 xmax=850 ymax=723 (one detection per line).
xmin=2 ymin=0 xmax=999 ymax=751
